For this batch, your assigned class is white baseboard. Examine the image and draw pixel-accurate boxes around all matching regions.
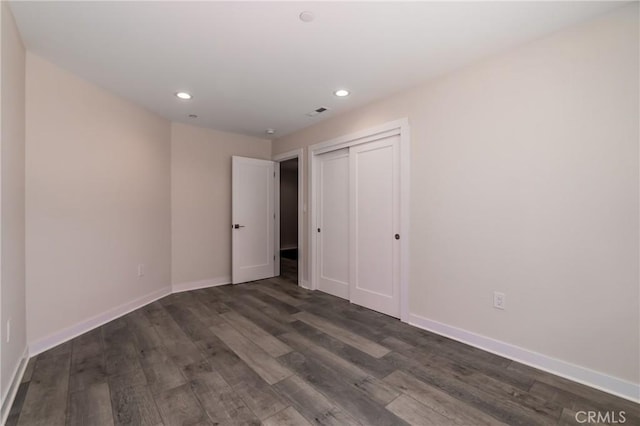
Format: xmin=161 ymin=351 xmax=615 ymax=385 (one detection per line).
xmin=299 ymin=279 xmax=310 ymax=290
xmin=407 ymin=312 xmax=640 ymax=404
xmin=26 ymin=278 xmax=637 ymax=404
xmin=29 ymin=286 xmax=171 ymax=357
xmin=1 ymin=346 xmax=29 ymax=426
xmin=28 ymin=277 xmax=231 ymax=360
xmin=172 ymin=276 xmax=231 ymax=293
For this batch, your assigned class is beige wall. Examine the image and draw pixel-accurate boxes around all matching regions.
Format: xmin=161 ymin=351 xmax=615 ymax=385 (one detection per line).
xmin=0 ymin=1 xmax=27 ymax=405
xmin=25 ymin=54 xmax=171 ymax=345
xmin=274 ymin=5 xmax=639 ymax=386
xmin=171 ymin=122 xmax=271 ymax=286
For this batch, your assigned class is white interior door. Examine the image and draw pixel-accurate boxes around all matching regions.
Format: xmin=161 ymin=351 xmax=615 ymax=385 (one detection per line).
xmin=349 ymin=135 xmax=400 ymax=317
xmin=232 ymin=156 xmax=276 ymax=284
xmin=317 ymin=149 xmax=350 ymax=298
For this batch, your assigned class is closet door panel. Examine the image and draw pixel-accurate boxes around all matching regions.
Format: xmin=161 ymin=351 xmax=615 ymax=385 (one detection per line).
xmin=349 ymin=135 xmax=400 ymax=317
xmin=317 ymin=148 xmax=350 ymax=299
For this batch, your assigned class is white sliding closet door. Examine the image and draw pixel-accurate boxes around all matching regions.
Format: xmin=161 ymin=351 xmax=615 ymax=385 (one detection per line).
xmin=349 ymin=135 xmax=401 ymax=317
xmin=317 ymin=149 xmax=350 ymax=299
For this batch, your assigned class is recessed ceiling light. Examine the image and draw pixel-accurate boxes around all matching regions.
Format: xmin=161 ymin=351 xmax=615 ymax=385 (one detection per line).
xmin=299 ymin=11 xmax=314 ymax=22
xmin=175 ymin=92 xmax=192 ymax=100
xmin=266 ymin=129 xmax=276 ymax=135
xmin=334 ymin=89 xmax=350 ymax=97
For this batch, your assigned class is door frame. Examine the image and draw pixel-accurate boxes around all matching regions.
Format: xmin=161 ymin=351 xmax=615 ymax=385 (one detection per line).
xmin=273 ymin=148 xmax=305 ymax=287
xmin=309 ymin=119 xmax=410 ymax=322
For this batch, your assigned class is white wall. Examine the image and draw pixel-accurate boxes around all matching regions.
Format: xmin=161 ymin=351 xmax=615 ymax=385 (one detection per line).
xmin=171 ymin=122 xmax=271 ymax=288
xmin=273 ymin=4 xmax=639 ymax=395
xmin=25 ymin=53 xmax=172 ymax=348
xmin=0 ymin=0 xmax=27 ymax=409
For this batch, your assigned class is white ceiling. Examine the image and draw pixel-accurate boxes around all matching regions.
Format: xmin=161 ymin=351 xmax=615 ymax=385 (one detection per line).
xmin=9 ymin=1 xmax=627 ymax=139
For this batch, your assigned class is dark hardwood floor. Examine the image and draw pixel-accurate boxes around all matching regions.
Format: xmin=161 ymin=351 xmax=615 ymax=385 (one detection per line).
xmin=279 ymin=255 xmax=297 ymax=284
xmin=7 ymin=272 xmax=638 ymax=425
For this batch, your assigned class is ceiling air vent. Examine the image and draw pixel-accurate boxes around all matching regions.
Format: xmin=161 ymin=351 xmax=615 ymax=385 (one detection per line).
xmin=306 ymin=106 xmax=330 ymax=117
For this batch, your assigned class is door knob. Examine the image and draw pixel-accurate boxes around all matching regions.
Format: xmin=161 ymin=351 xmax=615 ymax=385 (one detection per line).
xmin=233 ymin=224 xmax=245 ymax=229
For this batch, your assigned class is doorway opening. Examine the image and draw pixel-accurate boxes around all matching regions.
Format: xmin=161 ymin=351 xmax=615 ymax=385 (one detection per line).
xmin=274 ymin=148 xmax=304 ymax=287
xmin=279 ymin=157 xmax=299 ymax=284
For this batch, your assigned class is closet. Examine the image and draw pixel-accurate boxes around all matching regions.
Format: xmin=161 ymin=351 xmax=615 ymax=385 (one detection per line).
xmin=311 ymin=125 xmax=405 ymax=319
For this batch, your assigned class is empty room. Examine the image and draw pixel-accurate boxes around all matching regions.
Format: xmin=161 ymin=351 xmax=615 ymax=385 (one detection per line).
xmin=1 ymin=1 xmax=638 ymax=425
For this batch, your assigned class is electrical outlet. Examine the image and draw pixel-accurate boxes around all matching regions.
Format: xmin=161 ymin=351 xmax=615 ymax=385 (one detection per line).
xmin=493 ymin=292 xmax=506 ymax=310
xmin=138 ymin=264 xmax=145 ymax=277
xmin=6 ymin=319 xmax=10 ymax=343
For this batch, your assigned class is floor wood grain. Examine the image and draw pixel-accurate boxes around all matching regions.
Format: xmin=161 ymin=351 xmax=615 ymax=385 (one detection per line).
xmin=210 ymin=321 xmax=293 ymax=385
xmin=16 ymin=353 xmax=70 ymax=426
xmin=292 ymin=311 xmax=390 ymax=358
xmin=221 ymin=310 xmax=293 ymax=358
xmin=385 ymin=394 xmax=453 ymax=425
xmin=9 ymin=272 xmax=639 ymax=425
xmin=273 ymin=375 xmax=361 ymax=426
xmin=109 ymin=384 xmax=163 ymax=426
xmin=262 ymin=406 xmax=312 ymax=426
xmin=384 ymin=370 xmax=508 ymax=426
xmin=67 ymin=383 xmax=114 ymax=426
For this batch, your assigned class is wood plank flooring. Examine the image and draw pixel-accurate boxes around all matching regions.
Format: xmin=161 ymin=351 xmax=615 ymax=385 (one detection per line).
xmin=7 ymin=271 xmax=639 ymax=425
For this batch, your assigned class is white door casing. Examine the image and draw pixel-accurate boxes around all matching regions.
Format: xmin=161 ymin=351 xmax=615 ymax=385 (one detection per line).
xmin=317 ymin=148 xmax=350 ymax=299
xmin=232 ymin=156 xmax=276 ymax=284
